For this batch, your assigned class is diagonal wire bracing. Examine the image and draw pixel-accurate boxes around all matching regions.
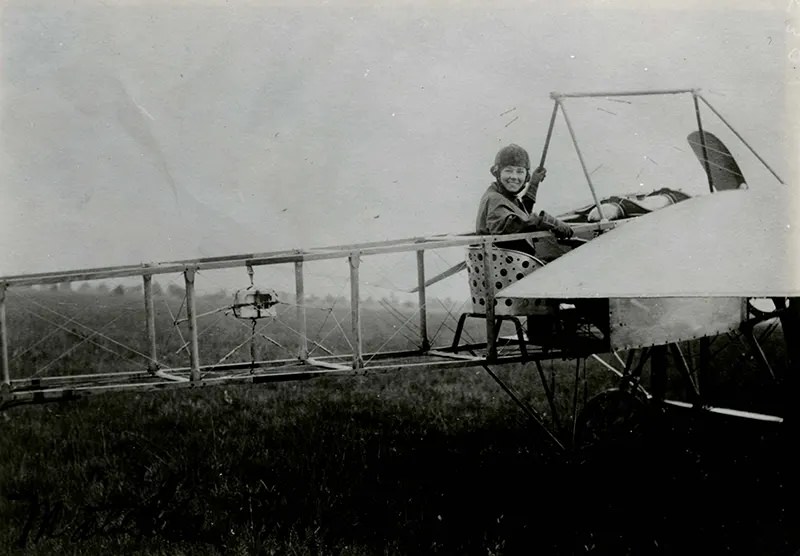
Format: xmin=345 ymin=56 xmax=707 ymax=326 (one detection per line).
xmin=14 ymin=291 xmax=154 ymax=369
xmin=273 ymin=313 xmax=336 ymax=355
xmin=8 ymin=292 xmax=116 ymax=363
xmin=31 ymin=311 xmax=129 ymax=378
xmin=162 ymin=297 xmax=189 ymax=357
xmin=364 ymin=304 xmax=424 ymax=366
xmin=307 ymin=275 xmax=359 ymax=356
xmin=227 ymin=310 xmax=293 ymax=355
xmin=327 ymin=310 xmax=355 ymax=352
xmin=173 ymin=311 xmax=231 ymax=355
xmin=198 ymin=316 xmax=292 ymax=378
xmin=16 ymin=305 xmax=131 ymax=364
xmin=182 ymin=265 xmax=349 ymax=362
xmin=377 ymin=299 xmax=421 ymax=346
xmin=432 ymin=297 xmax=478 ymax=346
xmin=272 ymin=306 xmax=336 ymax=356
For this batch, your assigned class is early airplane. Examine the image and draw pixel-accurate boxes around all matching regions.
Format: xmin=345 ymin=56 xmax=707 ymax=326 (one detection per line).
xmin=0 ymin=88 xmax=794 ymax=452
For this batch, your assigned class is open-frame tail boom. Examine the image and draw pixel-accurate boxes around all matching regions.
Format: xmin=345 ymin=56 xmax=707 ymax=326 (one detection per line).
xmin=0 ymin=227 xmax=613 ymax=408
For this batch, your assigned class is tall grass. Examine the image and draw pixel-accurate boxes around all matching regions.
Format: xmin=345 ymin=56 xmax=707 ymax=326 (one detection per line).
xmin=0 ymin=291 xmax=797 ymax=554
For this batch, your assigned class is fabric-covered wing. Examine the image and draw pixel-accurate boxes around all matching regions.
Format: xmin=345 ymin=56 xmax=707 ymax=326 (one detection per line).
xmin=497 ymin=187 xmax=799 ymax=299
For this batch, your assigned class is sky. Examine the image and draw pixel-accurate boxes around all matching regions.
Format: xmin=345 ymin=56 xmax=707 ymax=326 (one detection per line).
xmin=0 ymin=0 xmax=794 ymax=300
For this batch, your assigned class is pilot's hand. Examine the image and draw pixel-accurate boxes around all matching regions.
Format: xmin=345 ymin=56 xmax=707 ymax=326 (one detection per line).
xmin=529 ymin=166 xmax=547 ymax=185
xmin=538 ymin=210 xmax=574 ymax=239
xmin=554 ymin=222 xmax=574 ymax=239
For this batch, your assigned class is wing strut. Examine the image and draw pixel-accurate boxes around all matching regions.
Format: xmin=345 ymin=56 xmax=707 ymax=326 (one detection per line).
xmin=692 ymin=91 xmax=715 ymax=193
xmin=549 ymin=94 xmax=607 ymax=221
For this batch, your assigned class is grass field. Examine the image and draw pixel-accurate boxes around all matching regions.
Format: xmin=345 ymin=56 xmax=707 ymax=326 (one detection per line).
xmin=0 ymin=290 xmax=798 ymax=555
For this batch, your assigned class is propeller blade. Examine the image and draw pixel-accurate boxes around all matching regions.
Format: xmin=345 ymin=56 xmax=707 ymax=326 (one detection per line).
xmin=408 ymin=261 xmax=467 ymax=293
xmin=687 ymin=130 xmax=746 ymax=191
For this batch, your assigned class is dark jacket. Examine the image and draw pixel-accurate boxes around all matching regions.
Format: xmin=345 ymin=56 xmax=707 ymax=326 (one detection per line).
xmin=475 ymin=182 xmax=546 ymax=255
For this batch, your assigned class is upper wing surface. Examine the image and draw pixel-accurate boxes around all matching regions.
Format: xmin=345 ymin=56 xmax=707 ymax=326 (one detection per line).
xmin=497 ymin=187 xmax=799 ymax=299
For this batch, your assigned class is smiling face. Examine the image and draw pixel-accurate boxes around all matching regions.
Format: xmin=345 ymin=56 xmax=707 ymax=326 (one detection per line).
xmin=498 ymin=165 xmax=528 ymax=194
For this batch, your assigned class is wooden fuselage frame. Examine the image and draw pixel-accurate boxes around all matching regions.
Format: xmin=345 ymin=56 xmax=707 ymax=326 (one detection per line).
xmin=0 ymin=226 xmax=620 ymax=407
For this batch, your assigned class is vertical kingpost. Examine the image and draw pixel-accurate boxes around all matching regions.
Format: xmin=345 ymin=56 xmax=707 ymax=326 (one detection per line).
xmin=184 ymin=267 xmax=201 ymax=382
xmin=349 ymin=251 xmax=363 ymax=369
xmin=143 ymin=271 xmax=158 ymax=372
xmin=416 ymin=249 xmax=430 ymax=351
xmin=294 ymin=260 xmax=308 ymax=361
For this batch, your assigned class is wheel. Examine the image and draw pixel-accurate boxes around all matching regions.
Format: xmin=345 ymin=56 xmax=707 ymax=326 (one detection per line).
xmin=574 ymin=387 xmax=650 ymax=449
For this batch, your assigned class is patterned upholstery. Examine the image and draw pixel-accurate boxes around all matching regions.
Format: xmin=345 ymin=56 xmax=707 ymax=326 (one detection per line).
xmin=465 ymin=246 xmax=556 ymax=316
